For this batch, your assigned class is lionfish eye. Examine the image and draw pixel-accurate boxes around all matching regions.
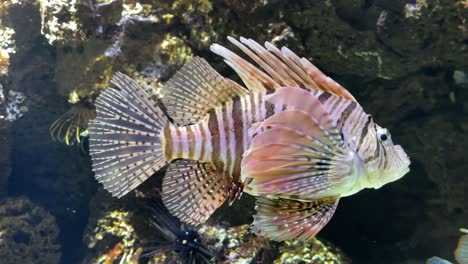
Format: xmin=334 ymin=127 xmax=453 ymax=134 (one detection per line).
xmin=380 ymin=134 xmax=388 ymax=141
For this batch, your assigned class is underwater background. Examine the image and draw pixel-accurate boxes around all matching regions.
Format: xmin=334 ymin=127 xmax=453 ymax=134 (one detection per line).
xmin=0 ymin=0 xmax=467 ymax=263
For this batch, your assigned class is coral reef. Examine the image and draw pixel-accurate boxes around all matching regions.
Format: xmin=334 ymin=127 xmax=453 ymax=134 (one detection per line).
xmin=141 ymin=200 xmax=215 ymax=264
xmin=274 ymin=238 xmax=350 ymax=264
xmin=0 ymin=89 xmax=27 ymax=122
xmin=81 ymin=190 xmax=144 ymax=264
xmin=0 ymin=85 xmax=10 ymax=198
xmin=82 ymin=189 xmax=269 ymax=263
xmin=0 ymin=2 xmax=15 ymax=77
xmin=82 ymin=192 xmax=351 ymax=264
xmin=40 ymin=0 xmax=85 ymax=45
xmin=84 ymin=208 xmax=269 ymax=263
xmin=84 ymin=209 xmax=142 ymax=263
xmin=196 ymin=224 xmax=269 ymax=263
xmin=0 ymin=197 xmax=61 ymax=264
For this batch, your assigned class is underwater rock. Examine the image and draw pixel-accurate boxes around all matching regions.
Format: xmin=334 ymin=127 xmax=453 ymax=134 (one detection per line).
xmin=362 ymin=72 xmax=452 ymax=127
xmin=280 ymin=0 xmax=468 ymax=79
xmin=0 ymin=3 xmax=15 ymax=77
xmin=391 ymin=113 xmax=468 ymax=260
xmin=82 ymin=190 xmax=143 ymax=264
xmin=0 ymin=197 xmax=61 ymax=264
xmin=400 ymin=114 xmax=467 ymax=216
xmin=0 ymin=0 xmax=41 ymax=55
xmin=54 ymin=38 xmax=113 ymax=98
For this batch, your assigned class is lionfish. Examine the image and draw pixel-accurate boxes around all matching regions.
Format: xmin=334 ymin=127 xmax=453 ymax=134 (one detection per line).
xmin=88 ymin=37 xmax=410 ymax=241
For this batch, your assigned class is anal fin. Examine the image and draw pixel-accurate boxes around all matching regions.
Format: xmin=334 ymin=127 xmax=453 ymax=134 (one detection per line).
xmin=253 ymin=196 xmax=339 ymax=241
xmin=162 ymin=159 xmax=231 ymax=225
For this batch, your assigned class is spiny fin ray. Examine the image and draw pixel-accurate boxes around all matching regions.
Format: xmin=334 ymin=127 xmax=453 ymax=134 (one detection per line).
xmin=89 ymin=72 xmax=168 ymax=198
xmin=162 ymin=160 xmax=231 ymax=225
xmin=161 ymin=57 xmax=248 ymax=126
xmin=211 ymin=36 xmax=356 ymax=101
xmin=253 ymin=196 xmax=339 ymax=241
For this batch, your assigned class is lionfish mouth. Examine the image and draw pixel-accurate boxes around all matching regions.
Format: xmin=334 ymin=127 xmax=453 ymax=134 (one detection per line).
xmin=393 ymin=145 xmax=411 ymax=168
xmin=375 ymin=144 xmax=410 ymax=188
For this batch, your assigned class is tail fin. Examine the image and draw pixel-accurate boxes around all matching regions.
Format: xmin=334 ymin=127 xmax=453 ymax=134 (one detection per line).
xmin=88 ymin=72 xmax=168 ymax=198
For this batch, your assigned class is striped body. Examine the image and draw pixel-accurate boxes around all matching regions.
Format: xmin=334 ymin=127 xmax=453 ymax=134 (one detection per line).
xmin=163 ymin=90 xmax=270 ymax=183
xmin=162 ymin=88 xmax=375 ymax=194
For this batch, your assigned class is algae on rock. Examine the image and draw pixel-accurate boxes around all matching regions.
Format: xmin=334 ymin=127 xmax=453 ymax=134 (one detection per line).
xmin=0 ymin=197 xmax=61 ymax=264
xmin=274 ymin=238 xmax=350 ymax=264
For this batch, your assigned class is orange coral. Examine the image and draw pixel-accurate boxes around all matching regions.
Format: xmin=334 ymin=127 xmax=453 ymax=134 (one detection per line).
xmin=101 ymin=243 xmax=123 ymax=264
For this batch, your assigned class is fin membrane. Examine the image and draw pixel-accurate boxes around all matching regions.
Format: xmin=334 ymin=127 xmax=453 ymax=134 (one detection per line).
xmin=161 ymin=57 xmax=248 ymax=126
xmin=89 ymin=72 xmax=168 ymax=198
xmin=253 ymin=196 xmax=339 ymax=241
xmin=211 ymin=36 xmax=355 ymax=100
xmin=162 ymin=159 xmax=230 ymax=225
xmin=242 ymin=87 xmax=354 ymax=200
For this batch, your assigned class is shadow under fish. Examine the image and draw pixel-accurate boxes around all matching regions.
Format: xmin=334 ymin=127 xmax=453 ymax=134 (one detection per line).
xmin=87 ymin=36 xmax=411 ymax=241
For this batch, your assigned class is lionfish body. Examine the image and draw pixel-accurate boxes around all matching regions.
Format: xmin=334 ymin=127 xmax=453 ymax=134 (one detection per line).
xmin=89 ymin=37 xmax=410 ymax=241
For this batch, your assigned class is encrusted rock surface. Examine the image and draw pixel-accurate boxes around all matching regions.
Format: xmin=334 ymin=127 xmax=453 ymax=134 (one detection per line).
xmin=0 ymin=85 xmax=10 ymax=198
xmin=274 ymin=238 xmax=350 ymax=264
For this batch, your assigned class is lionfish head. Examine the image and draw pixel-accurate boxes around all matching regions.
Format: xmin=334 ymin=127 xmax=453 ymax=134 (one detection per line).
xmin=364 ymin=124 xmax=411 ymax=189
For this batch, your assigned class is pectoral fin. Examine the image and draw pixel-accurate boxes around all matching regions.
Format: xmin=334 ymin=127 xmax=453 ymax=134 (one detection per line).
xmin=252 ymin=196 xmax=339 ymax=241
xmin=241 ymin=87 xmax=356 ymax=200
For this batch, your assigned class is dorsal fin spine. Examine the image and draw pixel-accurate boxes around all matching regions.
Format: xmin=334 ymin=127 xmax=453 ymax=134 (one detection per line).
xmin=161 ymin=57 xmax=248 ymax=127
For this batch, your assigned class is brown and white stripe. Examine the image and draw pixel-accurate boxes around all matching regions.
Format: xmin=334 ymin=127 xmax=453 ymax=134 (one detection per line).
xmin=163 ymin=89 xmax=285 ymax=183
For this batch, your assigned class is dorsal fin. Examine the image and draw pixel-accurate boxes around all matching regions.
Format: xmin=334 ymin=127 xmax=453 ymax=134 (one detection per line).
xmin=211 ymin=36 xmax=356 ymax=101
xmin=161 ymin=57 xmax=248 ymax=126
